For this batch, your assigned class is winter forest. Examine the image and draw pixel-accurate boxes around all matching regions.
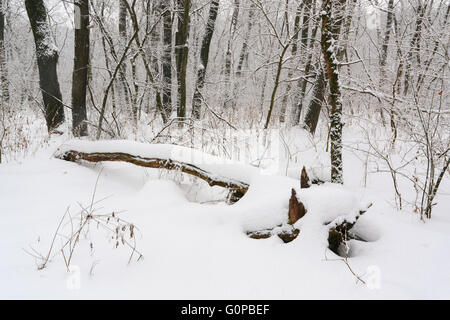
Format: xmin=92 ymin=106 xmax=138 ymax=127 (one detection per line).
xmin=0 ymin=0 xmax=449 ymax=299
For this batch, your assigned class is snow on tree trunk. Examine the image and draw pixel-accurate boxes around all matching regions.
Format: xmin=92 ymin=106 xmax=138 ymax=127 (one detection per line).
xmin=25 ymin=0 xmax=65 ymax=132
xmin=191 ymin=0 xmax=219 ymax=120
xmin=161 ymin=1 xmax=173 ymax=119
xmin=175 ymin=0 xmax=190 ymax=124
xmin=303 ymin=65 xmax=326 ymax=135
xmin=320 ymin=0 xmax=346 ymax=184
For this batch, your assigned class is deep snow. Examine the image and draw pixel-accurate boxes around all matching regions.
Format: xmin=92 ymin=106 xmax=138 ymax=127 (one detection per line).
xmin=1 ymin=134 xmax=450 ymax=299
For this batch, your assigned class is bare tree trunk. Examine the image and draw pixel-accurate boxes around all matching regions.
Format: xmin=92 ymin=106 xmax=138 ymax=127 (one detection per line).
xmin=119 ymin=0 xmax=127 ymax=40
xmin=303 ymin=64 xmax=326 ymax=135
xmin=235 ymin=3 xmax=255 ymax=78
xmin=0 ymin=0 xmax=8 ymax=104
xmin=223 ymin=0 xmax=239 ymax=109
xmin=380 ymin=0 xmax=395 ymax=68
xmin=404 ymin=1 xmax=426 ymax=95
xmin=118 ymin=0 xmax=130 ymax=107
xmin=175 ymin=0 xmax=190 ymax=123
xmin=264 ymin=44 xmax=289 ymax=129
xmin=122 ymin=1 xmax=165 ymax=122
xmin=379 ymin=0 xmax=396 ymax=140
xmin=25 ymin=0 xmax=65 ymax=132
xmin=71 ymin=0 xmax=89 ymax=137
xmin=191 ymin=0 xmax=219 ymax=120
xmin=161 ymin=0 xmax=173 ymax=119
xmin=321 ymin=0 xmax=346 ymax=184
xmin=292 ymin=0 xmax=318 ymax=125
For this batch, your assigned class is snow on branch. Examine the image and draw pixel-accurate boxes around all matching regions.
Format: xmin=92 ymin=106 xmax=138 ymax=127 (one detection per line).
xmin=55 ymin=140 xmax=258 ymax=203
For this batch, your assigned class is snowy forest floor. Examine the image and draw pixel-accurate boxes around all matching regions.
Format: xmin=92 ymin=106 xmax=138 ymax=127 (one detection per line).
xmin=1 ymin=125 xmax=449 ymax=299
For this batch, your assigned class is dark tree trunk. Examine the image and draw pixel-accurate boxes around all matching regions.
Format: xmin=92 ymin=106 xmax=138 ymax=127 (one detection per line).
xmin=175 ymin=0 xmax=190 ymax=123
xmin=321 ymin=0 xmax=346 ymax=184
xmin=25 ymin=0 xmax=65 ymax=132
xmin=0 ymin=0 xmax=8 ymax=104
xmin=118 ymin=0 xmax=130 ymax=107
xmin=404 ymin=2 xmax=426 ymax=95
xmin=223 ymin=0 xmax=239 ymax=109
xmin=191 ymin=0 xmax=219 ymax=119
xmin=303 ymin=65 xmax=326 ymax=135
xmin=71 ymin=0 xmax=89 ymax=137
xmin=379 ymin=0 xmax=394 ymax=68
xmin=379 ymin=0 xmax=395 ymax=137
xmin=161 ymin=0 xmax=173 ymax=119
xmin=119 ymin=0 xmax=127 ymax=40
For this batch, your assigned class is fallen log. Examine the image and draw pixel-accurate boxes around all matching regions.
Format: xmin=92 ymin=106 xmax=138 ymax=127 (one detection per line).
xmin=55 ymin=148 xmax=250 ymax=203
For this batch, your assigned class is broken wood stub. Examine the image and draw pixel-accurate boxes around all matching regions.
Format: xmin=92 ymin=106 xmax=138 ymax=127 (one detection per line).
xmin=300 ymin=166 xmax=310 ymax=189
xmin=288 ymin=188 xmax=306 ymax=225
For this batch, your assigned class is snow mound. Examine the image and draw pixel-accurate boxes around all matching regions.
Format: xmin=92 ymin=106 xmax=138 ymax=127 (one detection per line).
xmin=138 ymin=180 xmax=187 ymax=207
xmin=296 ymin=183 xmax=364 ymax=225
xmin=236 ymin=175 xmax=296 ymax=231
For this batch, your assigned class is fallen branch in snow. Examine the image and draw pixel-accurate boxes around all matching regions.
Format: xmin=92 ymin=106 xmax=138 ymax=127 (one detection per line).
xmin=55 ymin=147 xmax=250 ymax=203
xmin=324 ymin=247 xmax=366 ymax=286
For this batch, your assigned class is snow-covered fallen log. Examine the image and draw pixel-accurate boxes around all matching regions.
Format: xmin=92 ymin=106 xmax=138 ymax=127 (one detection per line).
xmin=55 ymin=140 xmax=258 ymax=202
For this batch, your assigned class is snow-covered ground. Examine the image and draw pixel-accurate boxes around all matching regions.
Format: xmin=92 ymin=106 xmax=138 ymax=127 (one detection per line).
xmin=1 ymin=133 xmax=449 ymax=299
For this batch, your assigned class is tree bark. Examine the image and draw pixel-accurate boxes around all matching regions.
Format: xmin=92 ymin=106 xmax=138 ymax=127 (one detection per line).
xmin=71 ymin=0 xmax=89 ymax=137
xmin=161 ymin=0 xmax=173 ymax=119
xmin=191 ymin=0 xmax=219 ymax=120
xmin=379 ymin=0 xmax=394 ymax=68
xmin=321 ymin=0 xmax=346 ymax=184
xmin=223 ymin=0 xmax=240 ymax=109
xmin=175 ymin=0 xmax=190 ymax=123
xmin=118 ymin=0 xmax=131 ymax=109
xmin=0 ymin=0 xmax=8 ymax=104
xmin=303 ymin=64 xmax=326 ymax=135
xmin=25 ymin=0 xmax=65 ymax=132
xmin=292 ymin=0 xmax=318 ymax=125
xmin=264 ymin=44 xmax=289 ymax=129
xmin=403 ymin=2 xmax=426 ymax=95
